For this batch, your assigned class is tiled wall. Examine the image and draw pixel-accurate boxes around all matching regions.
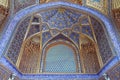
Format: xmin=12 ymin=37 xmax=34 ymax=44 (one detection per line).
xmin=90 ymin=17 xmax=113 ymax=64
xmin=14 ymin=0 xmax=36 ymax=13
xmin=6 ymin=7 xmax=113 ymax=73
xmin=6 ymin=16 xmax=31 ymax=64
xmin=99 ymin=62 xmax=120 ymax=80
xmin=0 ymin=64 xmax=19 ymax=80
xmin=1 ymin=1 xmax=119 ymax=80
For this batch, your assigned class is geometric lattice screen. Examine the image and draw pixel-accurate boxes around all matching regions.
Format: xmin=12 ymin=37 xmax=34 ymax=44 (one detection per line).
xmin=45 ymin=44 xmax=77 ymax=73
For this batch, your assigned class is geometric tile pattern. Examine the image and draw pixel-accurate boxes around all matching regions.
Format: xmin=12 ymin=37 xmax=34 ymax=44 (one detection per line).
xmin=6 ymin=8 xmax=100 ymax=65
xmin=5 ymin=6 xmax=113 ymax=75
xmin=0 ymin=65 xmax=15 ymax=80
xmin=81 ymin=17 xmax=89 ymax=25
xmin=21 ymin=8 xmax=95 ymax=47
xmin=62 ymin=29 xmax=71 ymax=36
xmin=6 ymin=17 xmax=31 ymax=64
xmin=42 ymin=31 xmax=52 ymax=45
xmin=42 ymin=28 xmax=80 ymax=46
xmin=45 ymin=45 xmax=76 ymax=73
xmin=108 ymin=63 xmax=120 ymax=80
xmin=69 ymin=32 xmax=79 ymax=45
xmin=90 ymin=17 xmax=113 ymax=64
xmin=42 ymin=23 xmax=49 ymax=32
xmin=40 ymin=8 xmax=82 ymax=30
xmin=27 ymin=25 xmax=40 ymax=38
xmin=50 ymin=29 xmax=60 ymax=36
xmin=28 ymin=8 xmax=94 ymax=48
xmin=0 ymin=67 xmax=8 ymax=80
xmin=14 ymin=0 xmax=36 ymax=13
xmin=82 ymin=26 xmax=93 ymax=39
xmin=99 ymin=62 xmax=120 ymax=80
xmin=0 ymin=2 xmax=119 ymax=79
xmin=72 ymin=24 xmax=80 ymax=33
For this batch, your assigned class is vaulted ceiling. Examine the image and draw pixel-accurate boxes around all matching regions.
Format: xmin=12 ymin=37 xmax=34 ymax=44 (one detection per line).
xmin=5 ymin=6 xmax=114 ymax=74
xmin=0 ymin=1 xmax=119 ymax=79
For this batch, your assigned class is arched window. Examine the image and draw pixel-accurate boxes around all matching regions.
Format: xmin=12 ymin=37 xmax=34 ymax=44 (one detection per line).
xmin=44 ymin=44 xmax=77 ymax=73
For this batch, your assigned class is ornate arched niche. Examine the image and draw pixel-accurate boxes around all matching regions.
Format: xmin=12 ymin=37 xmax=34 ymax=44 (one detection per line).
xmin=80 ymin=34 xmax=100 ymax=73
xmin=19 ymin=34 xmax=41 ymax=73
xmin=6 ymin=7 xmax=113 ymax=74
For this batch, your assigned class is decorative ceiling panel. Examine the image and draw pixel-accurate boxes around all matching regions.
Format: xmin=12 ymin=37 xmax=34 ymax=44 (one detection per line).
xmin=23 ymin=7 xmax=95 ymax=46
xmin=42 ymin=23 xmax=50 ymax=32
xmin=6 ymin=7 xmax=104 ymax=66
xmin=50 ymin=29 xmax=60 ymax=36
xmin=69 ymin=32 xmax=79 ymax=45
xmin=82 ymin=26 xmax=93 ymax=39
xmin=40 ymin=8 xmax=82 ymax=30
xmin=42 ymin=31 xmax=52 ymax=45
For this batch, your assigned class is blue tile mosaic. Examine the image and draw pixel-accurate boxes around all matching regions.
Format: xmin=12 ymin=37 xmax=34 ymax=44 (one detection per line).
xmin=42 ymin=23 xmax=49 ymax=31
xmin=50 ymin=29 xmax=60 ymax=36
xmin=82 ymin=25 xmax=93 ymax=39
xmin=90 ymin=16 xmax=113 ymax=64
xmin=98 ymin=56 xmax=119 ymax=77
xmin=42 ymin=31 xmax=52 ymax=45
xmin=81 ymin=17 xmax=89 ymax=24
xmin=6 ymin=16 xmax=31 ymax=64
xmin=0 ymin=2 xmax=120 ymax=79
xmin=72 ymin=24 xmax=80 ymax=33
xmin=40 ymin=8 xmax=82 ymax=30
xmin=70 ymin=32 xmax=79 ymax=45
xmin=27 ymin=25 xmax=40 ymax=38
xmin=62 ymin=29 xmax=71 ymax=36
